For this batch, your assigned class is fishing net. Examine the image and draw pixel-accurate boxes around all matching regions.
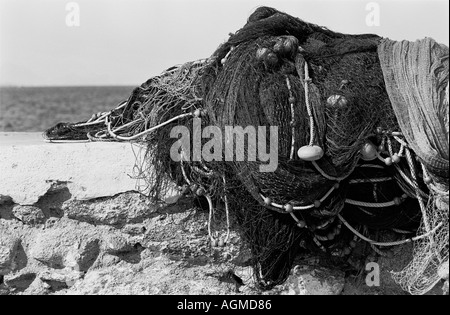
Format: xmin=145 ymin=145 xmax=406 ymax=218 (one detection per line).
xmin=43 ymin=7 xmax=448 ymax=294
xmin=378 ymin=38 xmax=449 ymax=295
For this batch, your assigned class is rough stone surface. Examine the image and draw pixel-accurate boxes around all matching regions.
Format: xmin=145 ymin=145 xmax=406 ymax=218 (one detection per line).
xmin=63 ymin=193 xmax=161 ymax=227
xmin=103 ymin=234 xmax=133 ymax=255
xmin=12 ymin=205 xmax=46 ymax=225
xmin=39 ymin=268 xmax=84 ymax=286
xmin=23 ymin=278 xmax=51 ymax=295
xmin=275 ymin=265 xmax=345 ymax=295
xmin=30 ymin=220 xmax=101 ymax=271
xmin=0 ymin=232 xmax=20 ymax=275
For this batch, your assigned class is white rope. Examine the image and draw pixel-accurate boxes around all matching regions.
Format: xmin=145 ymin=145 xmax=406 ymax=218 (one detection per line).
xmin=205 ymin=194 xmax=216 ymax=243
xmin=259 ymin=183 xmax=338 ymax=211
xmin=106 ymin=112 xmax=193 ymax=141
xmin=312 ymin=237 xmax=327 ymax=252
xmin=179 ymin=152 xmax=191 ymax=186
xmin=316 ymin=216 xmax=335 ymax=230
xmin=338 ymin=214 xmax=443 ymax=247
xmin=303 ymin=62 xmax=315 ymax=146
xmin=110 ymin=118 xmax=144 ymax=133
xmin=222 ymin=175 xmax=231 ymax=244
xmin=393 ymin=135 xmax=409 ymax=148
xmin=73 ymin=101 xmax=128 ymax=127
xmin=344 ymin=196 xmax=406 ymax=208
xmin=371 ymin=243 xmax=388 ymax=256
xmin=191 ymin=165 xmax=214 ymax=177
xmin=311 ymin=160 xmax=354 ymax=182
xmin=375 ymin=152 xmax=429 ymax=199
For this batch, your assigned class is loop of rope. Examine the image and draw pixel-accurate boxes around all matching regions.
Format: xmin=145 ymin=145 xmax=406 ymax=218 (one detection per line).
xmin=259 ymin=182 xmax=339 ymax=211
xmin=205 ymin=181 xmax=231 ymax=246
xmin=345 ymin=194 xmax=407 ymax=208
xmin=338 ymin=214 xmax=443 ymax=247
xmin=222 ymin=175 xmax=231 ymax=244
xmin=106 ymin=112 xmax=193 ymax=141
xmin=311 ymin=160 xmax=355 ymax=182
xmin=73 ymin=101 xmax=128 ymax=128
xmin=205 ymin=194 xmax=216 ymax=243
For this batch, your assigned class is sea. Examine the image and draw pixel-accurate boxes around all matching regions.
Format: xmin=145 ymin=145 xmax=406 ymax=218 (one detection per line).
xmin=0 ymin=86 xmax=135 ymax=132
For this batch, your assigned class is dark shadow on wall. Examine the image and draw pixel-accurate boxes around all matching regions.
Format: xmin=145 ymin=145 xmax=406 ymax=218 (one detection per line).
xmin=37 ymin=182 xmax=72 ymax=219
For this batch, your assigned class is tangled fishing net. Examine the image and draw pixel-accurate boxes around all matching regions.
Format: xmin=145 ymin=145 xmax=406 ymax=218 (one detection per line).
xmin=44 ymin=7 xmax=449 ymax=295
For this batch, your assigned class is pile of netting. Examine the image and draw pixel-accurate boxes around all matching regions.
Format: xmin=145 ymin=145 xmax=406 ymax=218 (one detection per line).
xmin=44 ymin=7 xmax=448 ymax=294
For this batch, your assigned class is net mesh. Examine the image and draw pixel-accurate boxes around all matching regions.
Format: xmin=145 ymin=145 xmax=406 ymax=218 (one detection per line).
xmin=379 ymin=38 xmax=449 ymax=296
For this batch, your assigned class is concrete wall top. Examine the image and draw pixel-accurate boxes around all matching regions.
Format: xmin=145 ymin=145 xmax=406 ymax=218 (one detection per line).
xmin=0 ymin=132 xmax=149 ymax=205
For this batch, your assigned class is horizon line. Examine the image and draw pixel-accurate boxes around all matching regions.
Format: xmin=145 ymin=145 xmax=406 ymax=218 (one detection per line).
xmin=0 ymin=84 xmax=138 ymax=88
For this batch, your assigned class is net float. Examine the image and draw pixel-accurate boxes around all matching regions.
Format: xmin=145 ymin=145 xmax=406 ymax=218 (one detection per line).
xmin=264 ymin=52 xmax=279 ymax=68
xmin=326 ymin=94 xmax=348 ymax=108
xmin=218 ymin=239 xmax=225 ymax=247
xmin=297 ymin=145 xmax=324 ymax=161
xmin=283 ymin=36 xmax=298 ymax=56
xmin=360 ymin=141 xmax=378 ymax=161
xmin=189 ymin=183 xmax=198 ymax=192
xmin=392 ymin=153 xmax=401 ymax=163
xmin=256 ymin=47 xmax=268 ymax=60
xmin=193 ymin=108 xmax=202 ymax=118
xmin=384 ymin=157 xmax=393 ymax=166
xmin=273 ymin=36 xmax=299 ymax=58
xmin=273 ymin=41 xmax=284 ymax=54
xmin=196 ymin=187 xmax=206 ymax=196
xmin=284 ymin=204 xmax=293 ymax=212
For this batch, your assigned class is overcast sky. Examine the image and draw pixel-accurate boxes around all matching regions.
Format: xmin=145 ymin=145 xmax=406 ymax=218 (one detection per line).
xmin=0 ymin=0 xmax=448 ymax=86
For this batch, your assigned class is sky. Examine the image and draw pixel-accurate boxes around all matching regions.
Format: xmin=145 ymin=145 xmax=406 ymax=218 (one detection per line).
xmin=0 ymin=0 xmax=448 ymax=86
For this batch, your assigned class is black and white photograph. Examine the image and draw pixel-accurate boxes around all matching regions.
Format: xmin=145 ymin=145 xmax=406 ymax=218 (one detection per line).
xmin=0 ymin=0 xmax=448 ymax=299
